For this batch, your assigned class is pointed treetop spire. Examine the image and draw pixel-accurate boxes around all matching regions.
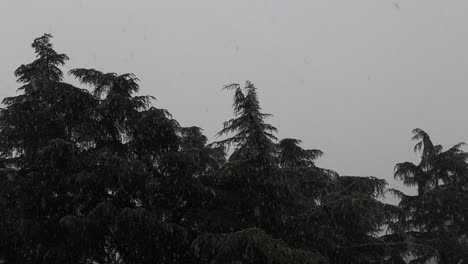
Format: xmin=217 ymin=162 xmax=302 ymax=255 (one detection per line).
xmin=14 ymin=34 xmax=69 ymax=83
xmin=216 ymin=81 xmax=277 ymax=164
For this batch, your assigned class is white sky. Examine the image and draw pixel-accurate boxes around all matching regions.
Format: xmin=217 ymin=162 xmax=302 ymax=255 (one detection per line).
xmin=2 ymin=0 xmax=468 ymax=200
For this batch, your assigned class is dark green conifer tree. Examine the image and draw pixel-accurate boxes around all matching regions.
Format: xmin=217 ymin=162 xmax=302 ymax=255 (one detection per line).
xmin=0 ymin=35 xmax=191 ymax=264
xmin=195 ymin=81 xmax=402 ymax=264
xmin=393 ymin=129 xmax=468 ymax=263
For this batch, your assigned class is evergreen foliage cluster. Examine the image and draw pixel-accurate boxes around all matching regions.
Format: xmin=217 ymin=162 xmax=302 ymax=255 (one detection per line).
xmin=0 ymin=35 xmax=467 ymax=264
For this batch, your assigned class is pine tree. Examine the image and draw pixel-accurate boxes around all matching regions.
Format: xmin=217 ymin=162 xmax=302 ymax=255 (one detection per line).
xmin=0 ymin=35 xmax=192 ymax=264
xmin=394 ymin=128 xmax=442 ymax=197
xmin=0 ymin=34 xmax=95 ymax=159
xmin=198 ymin=81 xmax=403 ymax=264
xmin=393 ymin=129 xmax=468 ymax=263
xmin=216 ymin=81 xmax=277 ymax=167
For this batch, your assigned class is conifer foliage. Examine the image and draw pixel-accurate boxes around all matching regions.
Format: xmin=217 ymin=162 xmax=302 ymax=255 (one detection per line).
xmin=216 ymin=81 xmax=278 ymax=166
xmin=0 ymin=35 xmax=466 ymax=264
xmin=393 ymin=129 xmax=468 ymax=263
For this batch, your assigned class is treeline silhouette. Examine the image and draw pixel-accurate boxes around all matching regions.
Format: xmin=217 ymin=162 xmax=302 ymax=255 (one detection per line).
xmin=0 ymin=34 xmax=467 ymax=264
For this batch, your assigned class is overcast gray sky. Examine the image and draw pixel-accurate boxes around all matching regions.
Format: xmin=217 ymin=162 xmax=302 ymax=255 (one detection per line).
xmin=1 ymin=0 xmax=468 ymax=198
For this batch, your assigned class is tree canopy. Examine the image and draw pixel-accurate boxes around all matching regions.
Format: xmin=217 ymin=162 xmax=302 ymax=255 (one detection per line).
xmin=0 ymin=34 xmax=467 ymax=264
